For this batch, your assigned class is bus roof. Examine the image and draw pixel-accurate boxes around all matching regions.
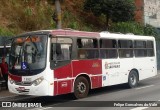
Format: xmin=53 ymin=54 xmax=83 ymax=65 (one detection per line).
xmin=100 ymin=32 xmax=155 ymax=40
xmin=15 ymin=29 xmax=155 ymax=41
xmin=51 ymin=29 xmax=100 ymax=37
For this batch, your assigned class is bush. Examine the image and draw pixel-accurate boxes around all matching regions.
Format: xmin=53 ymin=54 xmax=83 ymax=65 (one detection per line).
xmin=110 ymin=22 xmax=160 ymax=41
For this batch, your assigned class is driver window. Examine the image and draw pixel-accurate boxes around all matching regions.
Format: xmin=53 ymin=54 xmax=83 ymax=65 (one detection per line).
xmin=51 ymin=37 xmax=72 ymax=61
xmin=24 ymin=42 xmax=37 ymax=63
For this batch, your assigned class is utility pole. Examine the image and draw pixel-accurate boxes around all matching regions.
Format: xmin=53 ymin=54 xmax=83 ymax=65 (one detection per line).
xmin=55 ymin=0 xmax=62 ymax=29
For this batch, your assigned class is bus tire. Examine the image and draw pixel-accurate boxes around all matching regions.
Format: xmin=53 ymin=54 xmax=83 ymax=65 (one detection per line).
xmin=74 ymin=76 xmax=89 ymax=99
xmin=128 ymin=70 xmax=138 ymax=88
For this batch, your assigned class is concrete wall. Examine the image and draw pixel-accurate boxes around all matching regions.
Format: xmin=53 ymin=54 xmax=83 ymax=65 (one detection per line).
xmin=144 ymin=0 xmax=160 ymax=27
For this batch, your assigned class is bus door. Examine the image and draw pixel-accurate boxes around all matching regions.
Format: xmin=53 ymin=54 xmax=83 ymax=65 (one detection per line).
xmin=2 ymin=38 xmax=12 ymax=63
xmin=50 ymin=37 xmax=73 ymax=95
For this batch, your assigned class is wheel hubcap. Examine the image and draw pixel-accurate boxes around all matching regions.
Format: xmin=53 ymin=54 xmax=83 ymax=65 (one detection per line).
xmin=77 ymin=82 xmax=86 ymax=94
xmin=130 ymin=75 xmax=136 ymax=85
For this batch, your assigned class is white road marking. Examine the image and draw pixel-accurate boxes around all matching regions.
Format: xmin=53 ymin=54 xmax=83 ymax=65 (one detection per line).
xmin=130 ymin=107 xmax=148 ymax=110
xmin=135 ymin=85 xmax=154 ymax=90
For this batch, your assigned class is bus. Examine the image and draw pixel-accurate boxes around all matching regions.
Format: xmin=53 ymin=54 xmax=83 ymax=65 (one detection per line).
xmin=8 ymin=29 xmax=157 ymax=98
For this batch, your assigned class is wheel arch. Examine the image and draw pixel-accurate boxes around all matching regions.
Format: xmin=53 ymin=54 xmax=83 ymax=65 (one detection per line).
xmin=72 ymin=73 xmax=91 ymax=92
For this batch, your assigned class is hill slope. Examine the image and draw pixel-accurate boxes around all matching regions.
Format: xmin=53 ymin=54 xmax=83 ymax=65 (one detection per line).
xmin=0 ymin=0 xmax=102 ymax=36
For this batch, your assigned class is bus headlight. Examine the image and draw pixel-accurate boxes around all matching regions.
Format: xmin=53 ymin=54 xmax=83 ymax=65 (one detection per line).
xmin=32 ymin=77 xmax=44 ymax=86
xmin=9 ymin=77 xmax=15 ymax=84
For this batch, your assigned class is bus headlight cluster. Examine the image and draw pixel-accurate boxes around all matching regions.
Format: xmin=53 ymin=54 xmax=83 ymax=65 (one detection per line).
xmin=32 ymin=77 xmax=44 ymax=86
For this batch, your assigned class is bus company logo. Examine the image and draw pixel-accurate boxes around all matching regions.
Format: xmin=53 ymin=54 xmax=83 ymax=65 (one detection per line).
xmin=105 ymin=62 xmax=120 ymax=69
xmin=61 ymin=82 xmax=68 ymax=87
xmin=92 ymin=62 xmax=100 ymax=68
xmin=2 ymin=102 xmax=11 ymax=107
xmin=105 ymin=62 xmax=109 ymax=69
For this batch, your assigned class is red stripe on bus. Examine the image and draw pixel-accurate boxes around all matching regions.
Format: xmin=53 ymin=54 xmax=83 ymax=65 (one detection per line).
xmin=53 ymin=59 xmax=102 ymax=95
xmin=8 ymin=73 xmax=22 ymax=81
xmin=72 ymin=60 xmax=102 ymax=89
xmin=51 ymin=30 xmax=100 ymax=37
xmin=72 ymin=60 xmax=102 ymax=77
xmin=54 ymin=81 xmax=58 ymax=95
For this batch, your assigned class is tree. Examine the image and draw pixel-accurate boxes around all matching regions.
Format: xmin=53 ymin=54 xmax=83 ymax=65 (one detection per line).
xmin=84 ymin=0 xmax=135 ymax=30
xmin=51 ymin=0 xmax=64 ymax=29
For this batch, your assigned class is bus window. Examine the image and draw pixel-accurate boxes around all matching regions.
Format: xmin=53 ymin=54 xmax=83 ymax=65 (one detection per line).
xmin=51 ymin=38 xmax=72 ymax=61
xmin=147 ymin=41 xmax=154 ymax=57
xmin=77 ymin=38 xmax=98 ymax=59
xmin=100 ymin=39 xmax=117 ymax=59
xmin=118 ymin=40 xmax=133 ymax=58
xmin=134 ymin=40 xmax=147 ymax=57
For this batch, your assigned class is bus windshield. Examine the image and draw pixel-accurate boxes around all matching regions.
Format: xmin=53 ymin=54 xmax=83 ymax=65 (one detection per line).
xmin=9 ymin=34 xmax=47 ymax=76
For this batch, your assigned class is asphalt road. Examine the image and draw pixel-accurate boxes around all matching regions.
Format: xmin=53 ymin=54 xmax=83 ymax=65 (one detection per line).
xmin=1 ymin=74 xmax=160 ymax=110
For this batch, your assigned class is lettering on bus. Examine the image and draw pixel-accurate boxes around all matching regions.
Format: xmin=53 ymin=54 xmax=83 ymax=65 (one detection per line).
xmin=92 ymin=62 xmax=100 ymax=68
xmin=105 ymin=62 xmax=120 ymax=69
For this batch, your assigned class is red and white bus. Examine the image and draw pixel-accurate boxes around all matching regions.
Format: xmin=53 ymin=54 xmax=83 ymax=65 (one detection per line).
xmin=8 ymin=29 xmax=157 ymax=98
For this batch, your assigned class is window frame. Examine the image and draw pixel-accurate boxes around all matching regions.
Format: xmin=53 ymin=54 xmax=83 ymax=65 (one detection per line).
xmin=77 ymin=37 xmax=99 ymax=60
xmin=99 ymin=38 xmax=118 ymax=59
xmin=118 ymin=39 xmax=134 ymax=58
xmin=50 ymin=36 xmax=73 ymax=62
xmin=134 ymin=40 xmax=147 ymax=57
xmin=146 ymin=40 xmax=154 ymax=57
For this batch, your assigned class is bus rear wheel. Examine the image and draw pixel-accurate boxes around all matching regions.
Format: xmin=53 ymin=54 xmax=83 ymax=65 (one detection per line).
xmin=74 ymin=76 xmax=89 ymax=99
xmin=128 ymin=70 xmax=138 ymax=88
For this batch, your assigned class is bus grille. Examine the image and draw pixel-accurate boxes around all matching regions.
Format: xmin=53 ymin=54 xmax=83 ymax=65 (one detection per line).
xmin=14 ymin=81 xmax=32 ymax=86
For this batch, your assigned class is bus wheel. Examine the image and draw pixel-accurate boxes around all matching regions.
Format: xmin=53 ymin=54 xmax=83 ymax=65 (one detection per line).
xmin=128 ymin=71 xmax=138 ymax=88
xmin=74 ymin=76 xmax=89 ymax=99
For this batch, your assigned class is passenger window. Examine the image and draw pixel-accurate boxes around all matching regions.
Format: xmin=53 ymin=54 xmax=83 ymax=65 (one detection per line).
xmin=134 ymin=40 xmax=147 ymax=57
xmin=118 ymin=40 xmax=133 ymax=58
xmin=77 ymin=38 xmax=98 ymax=59
xmin=100 ymin=39 xmax=117 ymax=59
xmin=51 ymin=38 xmax=72 ymax=61
xmin=147 ymin=41 xmax=154 ymax=57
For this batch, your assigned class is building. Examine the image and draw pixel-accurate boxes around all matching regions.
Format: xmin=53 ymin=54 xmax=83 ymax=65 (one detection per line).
xmin=135 ymin=0 xmax=160 ymax=28
xmin=135 ymin=0 xmax=144 ymax=24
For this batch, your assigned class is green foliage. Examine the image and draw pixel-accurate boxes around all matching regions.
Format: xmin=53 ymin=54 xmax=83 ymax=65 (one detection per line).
xmin=144 ymin=24 xmax=158 ymax=36
xmin=110 ymin=22 xmax=144 ymax=35
xmin=68 ymin=21 xmax=79 ymax=29
xmin=24 ymin=7 xmax=33 ymax=16
xmin=0 ymin=27 xmax=14 ymax=36
xmin=84 ymin=0 xmax=135 ymax=23
xmin=110 ymin=22 xmax=160 ymax=40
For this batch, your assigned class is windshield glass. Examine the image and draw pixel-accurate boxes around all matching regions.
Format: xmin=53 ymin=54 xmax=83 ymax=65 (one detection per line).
xmin=9 ymin=34 xmax=47 ymax=76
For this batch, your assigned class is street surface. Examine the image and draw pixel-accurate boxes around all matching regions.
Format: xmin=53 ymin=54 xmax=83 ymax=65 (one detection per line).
xmin=0 ymin=73 xmax=160 ymax=110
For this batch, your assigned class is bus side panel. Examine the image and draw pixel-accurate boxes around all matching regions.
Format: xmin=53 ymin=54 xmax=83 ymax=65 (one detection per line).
xmin=102 ymin=58 xmax=133 ymax=87
xmin=72 ymin=60 xmax=102 ymax=89
xmin=91 ymin=76 xmax=102 ymax=89
xmin=54 ymin=63 xmax=73 ymax=95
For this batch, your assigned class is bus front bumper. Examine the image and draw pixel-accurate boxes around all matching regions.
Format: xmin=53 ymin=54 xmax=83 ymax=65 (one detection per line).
xmin=8 ymin=80 xmax=50 ymax=96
